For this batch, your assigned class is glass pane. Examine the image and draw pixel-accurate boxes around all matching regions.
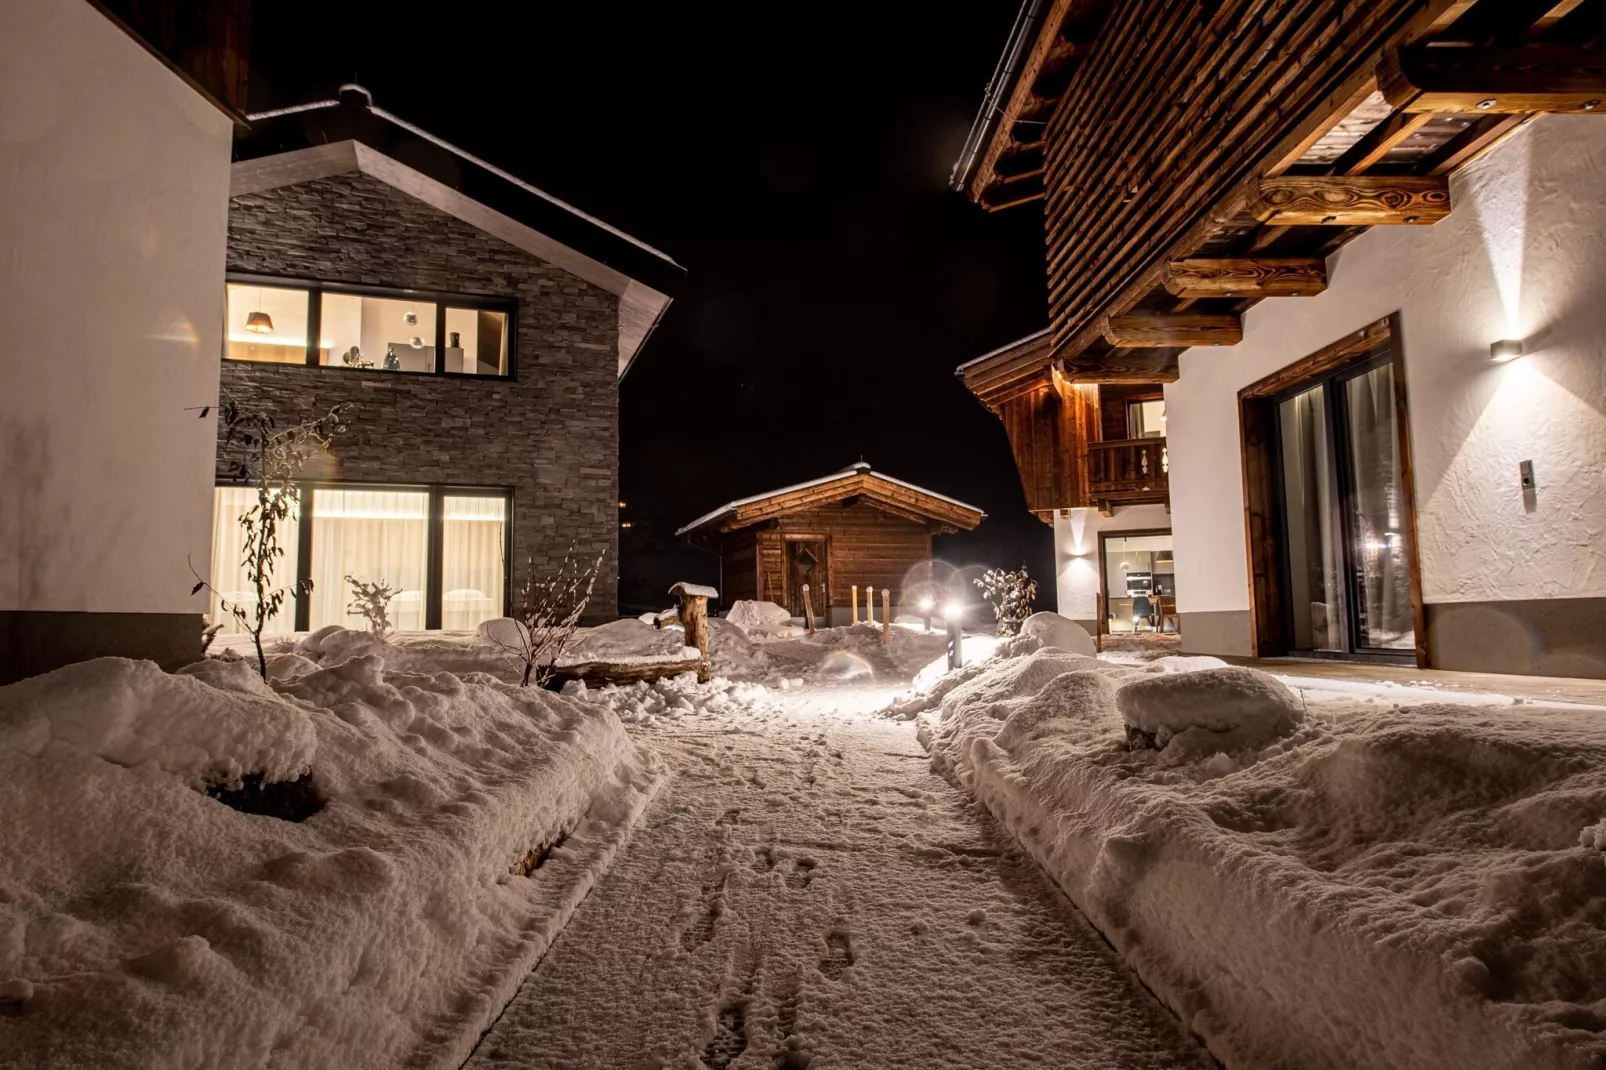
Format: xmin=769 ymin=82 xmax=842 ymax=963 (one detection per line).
xmin=308 ymin=488 xmax=430 ymax=631
xmin=444 ymin=307 xmax=509 ymax=375
xmin=1127 ymin=399 xmax=1166 ymax=438
xmin=319 ymin=293 xmax=436 ymax=372
xmin=210 ymin=486 xmax=299 ymax=635
xmin=1102 ymin=534 xmax=1173 ymax=634
xmin=442 ymin=495 xmax=507 ymax=630
xmin=1278 ymin=385 xmax=1344 ymax=651
xmin=225 ymin=283 xmax=309 ymax=364
xmin=1345 ymin=365 xmax=1415 ymax=651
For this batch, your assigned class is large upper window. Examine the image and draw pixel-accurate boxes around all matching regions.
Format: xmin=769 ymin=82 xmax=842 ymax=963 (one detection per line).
xmin=224 ymin=278 xmax=514 ymax=377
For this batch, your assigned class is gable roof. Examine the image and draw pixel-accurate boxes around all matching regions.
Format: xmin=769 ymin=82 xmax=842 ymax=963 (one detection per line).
xmin=677 ymin=462 xmax=986 ymax=537
xmin=231 ymin=86 xmax=684 ymax=378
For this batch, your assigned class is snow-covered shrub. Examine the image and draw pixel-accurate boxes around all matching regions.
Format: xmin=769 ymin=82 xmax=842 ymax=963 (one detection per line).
xmin=725 ymin=599 xmax=793 ymax=636
xmin=1116 ymin=665 xmax=1304 ymax=761
xmin=974 ymin=566 xmax=1038 ymax=636
xmin=1020 ymin=611 xmax=1096 ymax=655
xmin=344 ymin=575 xmax=398 ymax=637
xmin=994 ymin=671 xmax=1120 ymax=752
xmin=492 ymin=548 xmax=604 ymax=686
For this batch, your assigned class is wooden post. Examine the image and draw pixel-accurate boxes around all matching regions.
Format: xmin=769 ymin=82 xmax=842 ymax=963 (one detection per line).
xmin=668 ymin=581 xmax=716 ymax=683
xmin=850 ymin=584 xmax=858 ymax=625
xmin=881 ymin=588 xmax=891 ymax=645
xmin=801 ymin=583 xmax=816 ymax=635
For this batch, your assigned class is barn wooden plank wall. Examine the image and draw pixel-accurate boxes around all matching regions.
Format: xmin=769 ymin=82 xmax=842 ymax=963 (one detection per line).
xmin=997 ymin=378 xmax=1099 ymax=521
xmin=743 ymin=504 xmax=934 ymax=609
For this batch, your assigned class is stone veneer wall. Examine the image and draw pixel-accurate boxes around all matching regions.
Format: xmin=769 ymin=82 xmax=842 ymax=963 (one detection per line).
xmin=220 ymin=172 xmax=621 ymax=622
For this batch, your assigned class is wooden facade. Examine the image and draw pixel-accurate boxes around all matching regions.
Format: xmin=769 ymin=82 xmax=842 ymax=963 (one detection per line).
xmin=956 ymin=0 xmax=1606 ymax=392
xmin=955 ymin=0 xmax=1604 ymax=524
xmin=678 ymin=465 xmax=984 ymax=620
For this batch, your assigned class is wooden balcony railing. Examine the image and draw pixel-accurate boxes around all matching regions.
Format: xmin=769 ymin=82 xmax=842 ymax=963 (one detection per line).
xmin=1087 ymin=437 xmax=1169 ymax=510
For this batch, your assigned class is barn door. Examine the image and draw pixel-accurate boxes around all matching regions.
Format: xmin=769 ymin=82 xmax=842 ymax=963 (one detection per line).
xmin=784 ymin=538 xmax=828 ymax=621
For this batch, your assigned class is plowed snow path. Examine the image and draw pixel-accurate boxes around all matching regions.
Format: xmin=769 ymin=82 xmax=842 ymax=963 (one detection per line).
xmin=464 ymin=686 xmax=1212 ymax=1070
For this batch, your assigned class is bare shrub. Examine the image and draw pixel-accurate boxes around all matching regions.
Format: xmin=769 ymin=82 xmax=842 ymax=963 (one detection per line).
xmin=345 ymin=576 xmax=398 ymax=638
xmin=488 ymin=548 xmax=605 ymax=687
xmin=975 ymin=565 xmax=1038 ymax=637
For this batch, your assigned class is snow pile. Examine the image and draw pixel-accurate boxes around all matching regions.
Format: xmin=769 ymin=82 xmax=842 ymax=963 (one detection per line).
xmin=0 ymin=652 xmax=661 ymax=1069
xmin=1117 ymin=665 xmax=1304 ymax=762
xmin=562 ymin=618 xmax=697 ymax=665
xmin=1 ymin=658 xmax=314 ymax=790
xmin=572 ymin=673 xmax=786 ymax=726
xmin=1019 ymin=611 xmax=1097 ymax=655
xmin=914 ymin=646 xmax=1606 ymax=1069
xmin=724 ymin=599 xmax=798 ymax=638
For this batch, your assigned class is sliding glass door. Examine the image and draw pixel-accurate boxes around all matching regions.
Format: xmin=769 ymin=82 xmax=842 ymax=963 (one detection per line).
xmin=210 ymin=483 xmax=510 ymax=635
xmin=1273 ymin=357 xmax=1414 ymax=656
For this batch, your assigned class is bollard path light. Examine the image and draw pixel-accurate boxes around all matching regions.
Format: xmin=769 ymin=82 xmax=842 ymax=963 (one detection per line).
xmin=943 ymin=601 xmax=965 ymax=670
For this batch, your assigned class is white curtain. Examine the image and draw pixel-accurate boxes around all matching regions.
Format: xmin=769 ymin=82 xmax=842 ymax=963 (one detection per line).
xmin=442 ymin=495 xmax=506 ymax=630
xmin=209 ymin=486 xmax=300 ymax=635
xmin=308 ymin=489 xmax=429 ymax=631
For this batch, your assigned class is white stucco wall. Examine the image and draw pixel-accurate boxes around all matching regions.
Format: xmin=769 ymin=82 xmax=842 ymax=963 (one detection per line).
xmin=0 ymin=0 xmax=233 ymax=614
xmin=1053 ymin=503 xmax=1173 ymax=621
xmin=1166 ymin=115 xmax=1606 ymax=630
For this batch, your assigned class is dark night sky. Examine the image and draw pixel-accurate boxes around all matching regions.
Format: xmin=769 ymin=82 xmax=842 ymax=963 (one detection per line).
xmin=249 ymin=3 xmax=1054 ymax=613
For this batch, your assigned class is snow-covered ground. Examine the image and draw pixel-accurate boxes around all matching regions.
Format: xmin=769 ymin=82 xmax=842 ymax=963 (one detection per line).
xmin=909 ymin=640 xmax=1606 ymax=1070
xmin=10 ymin=604 xmax=1605 ymax=1069
xmin=0 ymin=630 xmax=660 ymax=1070
xmin=464 ymin=680 xmax=1214 ymax=1069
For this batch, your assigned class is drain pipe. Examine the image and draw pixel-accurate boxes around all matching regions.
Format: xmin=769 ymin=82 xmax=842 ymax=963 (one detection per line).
xmin=949 ymin=0 xmax=1049 ymax=192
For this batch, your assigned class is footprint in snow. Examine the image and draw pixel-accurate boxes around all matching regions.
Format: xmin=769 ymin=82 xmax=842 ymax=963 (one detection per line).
xmin=817 ymin=930 xmax=853 ymax=980
xmin=699 ymin=999 xmax=747 ymax=1069
xmin=752 ymin=846 xmax=777 ymax=873
xmin=785 ymin=857 xmax=816 ymax=890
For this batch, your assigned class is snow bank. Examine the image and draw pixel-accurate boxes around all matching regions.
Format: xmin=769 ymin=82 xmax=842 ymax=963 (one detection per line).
xmin=916 ymin=648 xmax=1606 ymax=1069
xmin=724 ymin=599 xmax=793 ymax=637
xmin=1117 ymin=665 xmax=1304 ymax=762
xmin=0 ymin=644 xmax=661 ymax=1069
xmin=562 ymin=618 xmax=690 ymax=663
xmin=1 ymin=658 xmax=313 ymax=789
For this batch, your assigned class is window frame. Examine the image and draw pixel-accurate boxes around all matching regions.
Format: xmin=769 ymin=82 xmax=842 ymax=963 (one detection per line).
xmin=213 ymin=479 xmax=514 ymax=632
xmin=225 ymin=273 xmax=518 ymax=380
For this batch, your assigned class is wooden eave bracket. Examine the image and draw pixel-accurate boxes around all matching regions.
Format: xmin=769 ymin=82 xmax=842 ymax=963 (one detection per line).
xmin=1103 ymin=313 xmax=1243 ymax=348
xmin=1381 ymin=46 xmax=1606 ymax=115
xmin=1253 ymin=176 xmax=1451 ymax=226
xmin=1163 ymin=258 xmax=1328 ymax=299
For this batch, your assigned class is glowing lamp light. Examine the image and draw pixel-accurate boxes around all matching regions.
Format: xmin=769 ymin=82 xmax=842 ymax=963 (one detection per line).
xmin=1490 ymin=338 xmax=1525 ymax=363
xmin=941 ymin=602 xmax=964 ymax=622
xmin=244 ymin=311 xmax=275 ymax=334
xmin=918 ymin=597 xmax=935 ymax=613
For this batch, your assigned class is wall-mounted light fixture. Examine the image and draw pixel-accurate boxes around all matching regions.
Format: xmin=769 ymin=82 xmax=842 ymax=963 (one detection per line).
xmin=1490 ymin=338 xmax=1526 ymax=363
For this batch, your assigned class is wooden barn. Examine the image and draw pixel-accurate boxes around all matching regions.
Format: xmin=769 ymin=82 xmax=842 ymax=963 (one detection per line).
xmin=677 ymin=463 xmax=985 ymax=626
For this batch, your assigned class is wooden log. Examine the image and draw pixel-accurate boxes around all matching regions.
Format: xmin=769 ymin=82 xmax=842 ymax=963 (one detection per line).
xmin=1103 ymin=314 xmax=1243 ymax=348
xmin=802 ymin=583 xmax=816 ymax=636
xmin=1162 ymin=258 xmax=1327 ymax=299
xmin=1381 ymin=46 xmax=1606 ymax=115
xmin=545 ymin=656 xmax=706 ymax=690
xmin=668 ymin=581 xmax=715 ymax=683
xmin=851 ymin=584 xmax=859 ymax=625
xmin=1253 ymin=177 xmax=1451 ymax=226
xmin=881 ymin=589 xmax=891 ymax=645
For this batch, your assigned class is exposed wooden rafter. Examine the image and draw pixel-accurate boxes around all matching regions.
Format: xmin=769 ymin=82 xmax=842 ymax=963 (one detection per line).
xmin=1381 ymin=45 xmax=1606 ymax=113
xmin=1253 ymin=176 xmax=1451 ymax=225
xmin=1103 ymin=314 xmax=1243 ymax=348
xmin=1163 ymin=258 xmax=1328 ymax=298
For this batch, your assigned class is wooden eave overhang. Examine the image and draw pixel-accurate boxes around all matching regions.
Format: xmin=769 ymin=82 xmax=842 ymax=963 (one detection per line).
xmin=676 ymin=467 xmax=986 ymax=538
xmin=956 ymin=0 xmax=1606 ymax=402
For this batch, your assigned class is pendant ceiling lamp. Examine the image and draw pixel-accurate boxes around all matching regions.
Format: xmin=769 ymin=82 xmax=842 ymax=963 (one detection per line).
xmin=245 ymin=287 xmax=274 ymax=334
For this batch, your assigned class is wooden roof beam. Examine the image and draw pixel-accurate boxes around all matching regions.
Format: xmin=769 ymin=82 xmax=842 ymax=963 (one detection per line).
xmin=1103 ymin=314 xmax=1243 ymax=348
xmin=1329 ymin=110 xmax=1435 ymax=174
xmin=1059 ymin=349 xmax=1180 ymax=383
xmin=1381 ymin=46 xmax=1606 ymax=114
xmin=1254 ymin=176 xmax=1451 ymax=225
xmin=1163 ymin=258 xmax=1328 ymax=299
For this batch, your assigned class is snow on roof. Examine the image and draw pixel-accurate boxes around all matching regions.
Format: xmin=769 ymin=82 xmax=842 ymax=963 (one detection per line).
xmin=675 ymin=463 xmax=985 ymax=536
xmin=954 ymin=327 xmax=1052 ymax=373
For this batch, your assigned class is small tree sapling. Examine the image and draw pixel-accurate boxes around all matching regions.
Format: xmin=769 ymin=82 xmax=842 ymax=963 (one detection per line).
xmin=488 ymin=548 xmax=604 ymax=687
xmin=190 ymin=396 xmax=347 ymax=679
xmin=345 ymin=576 xmax=398 ymax=638
xmin=975 ymin=565 xmax=1038 ymax=637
